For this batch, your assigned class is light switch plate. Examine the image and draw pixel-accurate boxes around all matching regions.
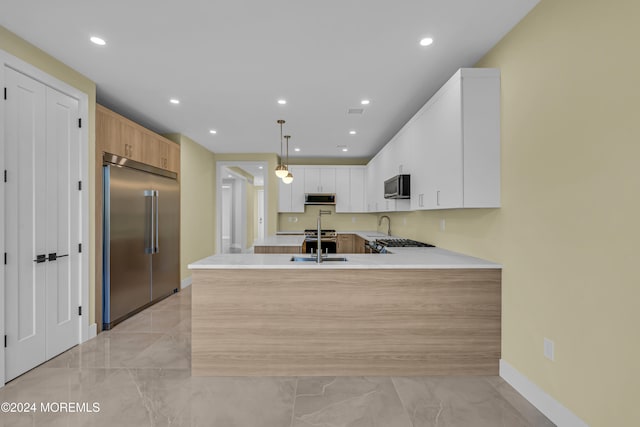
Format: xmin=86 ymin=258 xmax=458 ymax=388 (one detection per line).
xmin=439 ymin=219 xmax=446 ymax=232
xmin=544 ymin=338 xmax=555 ymax=361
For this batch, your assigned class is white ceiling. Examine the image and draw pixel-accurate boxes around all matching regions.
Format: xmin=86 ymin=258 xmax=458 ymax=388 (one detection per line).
xmin=0 ymin=0 xmax=538 ymax=159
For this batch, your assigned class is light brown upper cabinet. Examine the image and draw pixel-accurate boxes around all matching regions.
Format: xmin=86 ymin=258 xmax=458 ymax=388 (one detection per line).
xmin=96 ymin=105 xmax=123 ymax=157
xmin=166 ymin=141 xmax=180 ymax=173
xmin=120 ymin=120 xmax=142 ymax=160
xmin=96 ymin=104 xmax=179 ymax=174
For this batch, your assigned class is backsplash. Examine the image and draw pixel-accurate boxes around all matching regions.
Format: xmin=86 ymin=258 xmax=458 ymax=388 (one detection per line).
xmin=277 ymin=206 xmax=378 ymax=231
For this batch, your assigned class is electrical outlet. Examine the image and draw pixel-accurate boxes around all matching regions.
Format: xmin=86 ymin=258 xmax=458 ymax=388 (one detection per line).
xmin=439 ymin=219 xmax=446 ymax=232
xmin=544 ymin=338 xmax=555 ymax=361
xmin=352 ymin=216 xmax=356 ymax=223
xmin=402 ymin=217 xmax=407 ymax=226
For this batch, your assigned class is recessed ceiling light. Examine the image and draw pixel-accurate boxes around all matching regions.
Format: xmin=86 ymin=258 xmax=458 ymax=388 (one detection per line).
xmin=349 ymin=130 xmax=357 ymax=135
xmin=258 ymin=166 xmax=263 ymax=170
xmin=294 ymin=148 xmax=301 ymax=152
xmin=90 ymin=36 xmax=106 ymax=46
xmin=419 ymin=37 xmax=434 ymax=47
xmin=209 ymin=129 xmax=217 ymax=134
xmin=170 ymin=99 xmax=180 ymax=104
xmin=360 ymin=99 xmax=370 ymax=105
xmin=228 ymin=174 xmax=232 ymax=178
xmin=277 ymin=99 xmax=287 ymax=105
xmin=342 ymin=148 xmax=349 ymax=152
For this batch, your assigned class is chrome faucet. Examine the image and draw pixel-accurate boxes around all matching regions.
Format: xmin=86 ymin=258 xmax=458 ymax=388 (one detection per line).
xmin=378 ymin=215 xmax=391 ymax=236
xmin=317 ymin=209 xmax=332 ymax=263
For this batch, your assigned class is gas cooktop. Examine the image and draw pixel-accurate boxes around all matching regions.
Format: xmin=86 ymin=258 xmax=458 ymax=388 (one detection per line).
xmin=375 ymin=238 xmax=435 ymax=248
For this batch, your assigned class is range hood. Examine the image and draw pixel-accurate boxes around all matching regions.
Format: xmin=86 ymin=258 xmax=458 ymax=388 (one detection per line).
xmin=305 ymin=194 xmax=336 ymax=205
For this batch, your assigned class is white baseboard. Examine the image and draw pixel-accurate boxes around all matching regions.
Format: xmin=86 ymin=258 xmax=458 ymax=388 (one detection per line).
xmin=181 ymin=276 xmax=192 ymax=289
xmin=88 ymin=323 xmax=97 ymax=339
xmin=500 ymin=359 xmax=588 ymax=427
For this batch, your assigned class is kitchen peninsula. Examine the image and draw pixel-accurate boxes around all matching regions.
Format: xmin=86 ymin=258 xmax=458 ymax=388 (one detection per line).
xmin=190 ymin=244 xmax=501 ymax=377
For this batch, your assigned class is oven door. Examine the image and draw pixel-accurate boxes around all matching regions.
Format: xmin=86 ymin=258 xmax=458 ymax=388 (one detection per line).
xmin=305 ymin=239 xmax=337 ymax=254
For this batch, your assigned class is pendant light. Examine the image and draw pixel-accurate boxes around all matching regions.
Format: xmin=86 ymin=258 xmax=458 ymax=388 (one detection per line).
xmin=274 ymin=119 xmax=288 ymax=178
xmin=282 ymin=135 xmax=294 ymax=184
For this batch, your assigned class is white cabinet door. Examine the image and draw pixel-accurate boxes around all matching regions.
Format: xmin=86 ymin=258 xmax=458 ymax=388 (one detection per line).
xmin=304 ymin=167 xmax=321 ymax=193
xmin=278 ymin=166 xmax=304 ymax=212
xmin=335 ymin=167 xmax=366 ymax=213
xmin=4 ymin=68 xmax=81 ymax=381
xmin=319 ymin=168 xmax=336 ymax=193
xmin=304 ymin=167 xmax=335 ymax=193
xmin=289 ymin=166 xmax=305 ymax=212
xmin=349 ymin=167 xmax=366 ymax=212
xmin=429 ymin=80 xmax=463 ymax=209
xmin=278 ymin=176 xmax=291 ymax=212
xmin=335 ymin=168 xmax=350 ymax=212
xmin=366 ymin=156 xmax=381 ymax=212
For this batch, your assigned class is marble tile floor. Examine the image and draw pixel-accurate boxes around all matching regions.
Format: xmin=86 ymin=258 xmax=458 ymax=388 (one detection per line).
xmin=0 ymin=287 xmax=555 ymax=427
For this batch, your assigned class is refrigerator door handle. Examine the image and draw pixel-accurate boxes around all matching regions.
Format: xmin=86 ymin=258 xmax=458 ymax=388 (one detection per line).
xmin=144 ymin=190 xmax=155 ymax=254
xmin=154 ymin=190 xmax=160 ymax=254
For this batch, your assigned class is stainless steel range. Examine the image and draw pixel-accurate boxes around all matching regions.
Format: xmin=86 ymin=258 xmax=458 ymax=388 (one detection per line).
xmin=369 ymin=238 xmax=435 ymax=254
xmin=304 ymin=229 xmax=338 ymax=254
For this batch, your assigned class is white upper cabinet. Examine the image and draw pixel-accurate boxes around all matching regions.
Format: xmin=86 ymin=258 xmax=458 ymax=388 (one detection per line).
xmin=410 ymin=68 xmax=500 ymax=210
xmin=278 ymin=166 xmax=305 ymax=213
xmin=371 ymin=68 xmax=500 ymax=212
xmin=336 ymin=167 xmax=366 ymax=213
xmin=304 ymin=167 xmax=336 ymax=193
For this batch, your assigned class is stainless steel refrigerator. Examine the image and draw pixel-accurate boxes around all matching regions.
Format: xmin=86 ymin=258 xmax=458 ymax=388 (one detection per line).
xmin=102 ymin=154 xmax=180 ymax=330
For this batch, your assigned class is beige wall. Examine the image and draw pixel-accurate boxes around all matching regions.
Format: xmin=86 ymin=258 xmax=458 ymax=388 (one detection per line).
xmin=278 ymin=207 xmax=378 ymax=232
xmin=385 ymin=1 xmax=640 ymax=425
xmin=0 ymin=26 xmax=98 ymax=324
xmin=170 ymin=134 xmax=216 ymax=281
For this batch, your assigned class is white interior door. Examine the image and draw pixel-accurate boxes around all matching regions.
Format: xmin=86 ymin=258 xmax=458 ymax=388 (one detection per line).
xmin=44 ymin=86 xmax=80 ymax=358
xmin=4 ymin=67 xmax=80 ymax=381
xmin=4 ymin=67 xmax=47 ymax=381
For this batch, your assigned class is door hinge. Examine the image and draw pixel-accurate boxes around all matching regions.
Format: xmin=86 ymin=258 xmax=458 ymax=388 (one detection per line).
xmin=78 ymin=306 xmax=82 ymax=316
xmin=4 ymin=335 xmax=6 ymax=348
xmin=4 ymin=252 xmax=6 ymax=265
xmin=3 ymin=87 xmax=6 ymax=100
xmin=78 ymin=243 xmax=82 ymax=253
xmin=4 ymin=170 xmax=7 ymax=183
xmin=78 ymin=181 xmax=82 ymax=191
xmin=78 ymin=118 xmax=82 ymax=128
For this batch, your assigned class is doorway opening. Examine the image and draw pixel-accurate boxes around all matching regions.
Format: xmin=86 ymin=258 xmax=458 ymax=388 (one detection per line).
xmin=216 ymin=161 xmax=267 ymax=254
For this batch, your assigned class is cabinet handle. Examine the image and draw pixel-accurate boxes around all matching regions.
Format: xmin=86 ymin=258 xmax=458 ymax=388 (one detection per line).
xmin=436 ymin=190 xmax=440 ymax=206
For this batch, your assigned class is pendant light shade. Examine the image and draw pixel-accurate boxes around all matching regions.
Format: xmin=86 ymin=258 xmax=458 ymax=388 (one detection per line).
xmin=282 ymin=172 xmax=294 ymax=184
xmin=274 ymin=119 xmax=289 ymax=178
xmin=275 ymin=164 xmax=288 ymax=178
xmin=282 ymin=135 xmax=293 ymax=184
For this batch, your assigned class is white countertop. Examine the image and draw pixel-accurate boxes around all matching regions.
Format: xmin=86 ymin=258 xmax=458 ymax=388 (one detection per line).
xmin=276 ymin=230 xmax=389 ymax=241
xmin=252 ymin=235 xmax=306 ymax=247
xmin=189 ymin=247 xmax=501 ymax=270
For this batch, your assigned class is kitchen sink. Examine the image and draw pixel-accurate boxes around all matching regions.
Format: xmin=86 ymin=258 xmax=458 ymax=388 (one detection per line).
xmin=290 ymin=256 xmax=348 ymax=262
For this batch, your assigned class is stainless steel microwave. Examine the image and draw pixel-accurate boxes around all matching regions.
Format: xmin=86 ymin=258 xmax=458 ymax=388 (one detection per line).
xmin=384 ymin=174 xmax=410 ymax=199
xmin=304 ymin=193 xmax=336 ymax=205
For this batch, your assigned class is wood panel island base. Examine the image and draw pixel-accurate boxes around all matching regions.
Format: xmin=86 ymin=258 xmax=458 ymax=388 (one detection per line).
xmin=191 ymin=267 xmax=501 ymax=376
